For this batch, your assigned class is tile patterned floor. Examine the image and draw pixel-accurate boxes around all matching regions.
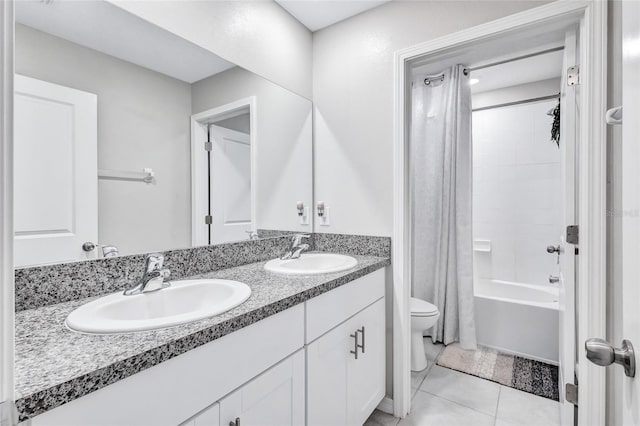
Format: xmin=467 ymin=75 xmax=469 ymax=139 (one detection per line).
xmin=365 ymin=339 xmax=560 ymax=426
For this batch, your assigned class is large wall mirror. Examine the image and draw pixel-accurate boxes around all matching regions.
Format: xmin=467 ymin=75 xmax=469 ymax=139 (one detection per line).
xmin=14 ymin=0 xmax=313 ymax=267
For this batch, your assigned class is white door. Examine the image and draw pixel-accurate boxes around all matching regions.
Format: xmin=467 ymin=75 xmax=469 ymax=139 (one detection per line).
xmin=557 ymin=28 xmax=579 ymax=426
xmin=219 ymin=350 xmax=305 ymax=426
xmin=618 ymin=1 xmax=640 ymax=424
xmin=14 ymin=75 xmax=97 ymax=267
xmin=209 ymin=124 xmax=252 ymax=244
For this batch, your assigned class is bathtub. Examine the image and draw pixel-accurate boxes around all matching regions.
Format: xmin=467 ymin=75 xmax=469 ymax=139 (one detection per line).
xmin=474 ymin=278 xmax=559 ymax=364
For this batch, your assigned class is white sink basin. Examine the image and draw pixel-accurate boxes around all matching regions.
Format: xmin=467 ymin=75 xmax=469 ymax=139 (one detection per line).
xmin=66 ymin=279 xmax=251 ymax=334
xmin=264 ymin=253 xmax=358 ymax=275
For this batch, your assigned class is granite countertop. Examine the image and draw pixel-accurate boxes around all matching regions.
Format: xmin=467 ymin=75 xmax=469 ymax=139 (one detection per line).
xmin=14 ymin=253 xmax=389 ymax=422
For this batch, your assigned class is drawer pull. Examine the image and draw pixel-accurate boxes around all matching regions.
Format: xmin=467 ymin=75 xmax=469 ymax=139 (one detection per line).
xmin=350 ymin=332 xmax=359 ymax=359
xmin=357 ymin=326 xmax=365 ymax=353
xmin=229 ymin=417 xmax=240 ymax=426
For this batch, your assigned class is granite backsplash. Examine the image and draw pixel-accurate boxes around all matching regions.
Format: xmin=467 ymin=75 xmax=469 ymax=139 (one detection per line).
xmin=15 ymin=232 xmax=391 ymax=312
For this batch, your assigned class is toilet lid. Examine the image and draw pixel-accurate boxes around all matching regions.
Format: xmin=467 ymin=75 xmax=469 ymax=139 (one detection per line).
xmin=411 ymin=297 xmax=439 ymax=316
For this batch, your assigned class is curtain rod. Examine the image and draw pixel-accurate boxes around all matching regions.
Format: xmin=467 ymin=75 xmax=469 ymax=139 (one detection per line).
xmin=468 ymin=46 xmax=565 ymax=72
xmin=472 ymin=93 xmax=559 ymax=112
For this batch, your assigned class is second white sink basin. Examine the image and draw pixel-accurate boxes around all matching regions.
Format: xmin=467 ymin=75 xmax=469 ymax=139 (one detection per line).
xmin=264 ymin=253 xmax=358 ymax=275
xmin=66 ymin=279 xmax=251 ymax=334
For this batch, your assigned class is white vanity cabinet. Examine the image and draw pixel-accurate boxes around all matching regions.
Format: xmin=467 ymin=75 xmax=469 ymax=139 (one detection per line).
xmin=306 ymin=268 xmax=386 ymax=426
xmin=25 ymin=268 xmax=386 ymax=426
xmin=307 ymin=299 xmax=385 ymax=426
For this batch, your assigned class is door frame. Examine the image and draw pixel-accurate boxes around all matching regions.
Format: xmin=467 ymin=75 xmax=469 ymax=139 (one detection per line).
xmin=0 ymin=0 xmax=14 ymax=420
xmin=190 ymin=97 xmax=257 ymax=246
xmin=392 ymin=1 xmax=607 ymax=422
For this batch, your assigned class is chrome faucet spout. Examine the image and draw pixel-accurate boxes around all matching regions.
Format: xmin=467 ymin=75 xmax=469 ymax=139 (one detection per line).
xmin=281 ymin=234 xmax=310 ymax=260
xmin=124 ymin=253 xmax=171 ymax=296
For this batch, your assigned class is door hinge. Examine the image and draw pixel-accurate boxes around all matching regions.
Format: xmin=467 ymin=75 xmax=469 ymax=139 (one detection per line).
xmin=565 ymin=383 xmax=578 ymax=406
xmin=204 ymin=215 xmax=212 ymax=225
xmin=0 ymin=401 xmax=18 ymax=426
xmin=566 ymin=225 xmax=579 ymax=245
xmin=204 ymin=141 xmax=212 ymax=151
xmin=567 ymin=65 xmax=580 ymax=86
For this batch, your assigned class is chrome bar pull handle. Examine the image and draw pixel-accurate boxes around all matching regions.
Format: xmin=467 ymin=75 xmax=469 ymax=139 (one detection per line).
xmin=350 ymin=332 xmax=359 ymax=359
xmin=585 ymin=338 xmax=636 ymax=377
xmin=357 ymin=326 xmax=365 ymax=353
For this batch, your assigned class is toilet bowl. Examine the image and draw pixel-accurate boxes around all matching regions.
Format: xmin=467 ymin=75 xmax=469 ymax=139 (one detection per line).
xmin=411 ymin=297 xmax=440 ymax=372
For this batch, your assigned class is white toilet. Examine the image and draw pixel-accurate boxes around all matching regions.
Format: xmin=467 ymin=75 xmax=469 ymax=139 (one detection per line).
xmin=410 ymin=297 xmax=440 ymax=371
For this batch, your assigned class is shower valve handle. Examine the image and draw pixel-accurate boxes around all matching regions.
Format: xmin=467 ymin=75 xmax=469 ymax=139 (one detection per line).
xmin=546 ymin=245 xmax=561 ymax=254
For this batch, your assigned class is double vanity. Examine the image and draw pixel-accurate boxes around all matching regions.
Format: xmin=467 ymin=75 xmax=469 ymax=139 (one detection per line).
xmin=12 ymin=3 xmax=390 ymax=425
xmin=14 ymin=235 xmax=390 ymax=426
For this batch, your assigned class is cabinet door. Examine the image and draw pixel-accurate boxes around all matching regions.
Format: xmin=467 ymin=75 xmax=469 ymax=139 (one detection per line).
xmin=219 ymin=350 xmax=304 ymax=426
xmin=307 ymin=298 xmax=386 ymax=426
xmin=306 ymin=315 xmax=352 ymax=426
xmin=347 ymin=298 xmax=386 ymax=426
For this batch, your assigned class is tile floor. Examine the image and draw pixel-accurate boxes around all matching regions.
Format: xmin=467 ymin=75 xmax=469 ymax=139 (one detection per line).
xmin=365 ymin=339 xmax=561 ymax=426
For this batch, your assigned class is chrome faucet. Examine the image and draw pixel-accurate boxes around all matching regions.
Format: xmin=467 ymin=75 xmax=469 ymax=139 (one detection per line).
xmin=124 ymin=253 xmax=171 ymax=296
xmin=281 ymin=234 xmax=310 ymax=260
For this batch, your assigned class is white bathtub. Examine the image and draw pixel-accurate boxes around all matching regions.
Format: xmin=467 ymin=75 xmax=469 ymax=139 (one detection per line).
xmin=474 ymin=279 xmax=559 ymax=364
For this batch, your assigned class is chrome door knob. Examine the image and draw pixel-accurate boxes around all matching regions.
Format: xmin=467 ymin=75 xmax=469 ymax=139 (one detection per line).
xmin=547 ymin=245 xmax=561 ymax=254
xmin=585 ymin=338 xmax=636 ymax=377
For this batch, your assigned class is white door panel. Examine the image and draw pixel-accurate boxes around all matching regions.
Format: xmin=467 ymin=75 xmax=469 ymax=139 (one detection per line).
xmin=14 ymin=75 xmax=97 ymax=267
xmin=209 ymin=124 xmax=252 ymax=244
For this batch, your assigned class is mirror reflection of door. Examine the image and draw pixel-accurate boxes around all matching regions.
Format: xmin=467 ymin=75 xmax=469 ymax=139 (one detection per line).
xmin=208 ymin=118 xmax=252 ymax=244
xmin=191 ymin=100 xmax=256 ymax=247
xmin=14 ymin=75 xmax=98 ymax=267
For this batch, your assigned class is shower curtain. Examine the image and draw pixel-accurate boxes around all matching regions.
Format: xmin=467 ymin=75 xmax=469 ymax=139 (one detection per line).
xmin=411 ymin=64 xmax=476 ymax=349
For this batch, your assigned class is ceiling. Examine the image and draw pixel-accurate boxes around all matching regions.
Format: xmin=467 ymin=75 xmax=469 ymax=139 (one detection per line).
xmin=470 ymin=49 xmax=564 ymax=94
xmin=16 ymin=0 xmax=235 ymax=83
xmin=275 ymin=0 xmax=391 ymax=32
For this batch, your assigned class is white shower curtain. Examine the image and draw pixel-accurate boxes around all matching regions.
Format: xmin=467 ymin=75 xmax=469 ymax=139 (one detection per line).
xmin=410 ymin=64 xmax=476 ymax=349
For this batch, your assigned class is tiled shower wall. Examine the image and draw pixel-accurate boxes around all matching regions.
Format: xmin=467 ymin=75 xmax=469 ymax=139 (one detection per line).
xmin=472 ymin=99 xmax=563 ymax=286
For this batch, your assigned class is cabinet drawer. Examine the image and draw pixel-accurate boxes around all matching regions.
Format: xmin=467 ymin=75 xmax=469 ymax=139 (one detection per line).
xmin=305 ymin=268 xmax=385 ymax=343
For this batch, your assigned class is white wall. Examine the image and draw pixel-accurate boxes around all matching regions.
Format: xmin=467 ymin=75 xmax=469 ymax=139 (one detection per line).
xmin=312 ymin=0 xmax=550 ymax=237
xmin=192 ymin=67 xmax=313 ymax=234
xmin=15 ymin=24 xmax=192 ymax=255
xmin=472 ymin=78 xmax=560 ymax=110
xmin=108 ymin=0 xmax=313 ymax=100
xmin=472 ymin=99 xmax=562 ymax=286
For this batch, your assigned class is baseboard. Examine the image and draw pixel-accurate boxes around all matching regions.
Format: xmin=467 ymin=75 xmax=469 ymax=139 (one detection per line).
xmin=376 ymin=396 xmax=394 ymax=415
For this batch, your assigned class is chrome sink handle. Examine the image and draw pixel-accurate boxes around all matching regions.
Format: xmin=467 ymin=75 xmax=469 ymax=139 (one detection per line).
xmin=124 ymin=253 xmax=171 ymax=296
xmin=281 ymin=234 xmax=310 ymax=260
